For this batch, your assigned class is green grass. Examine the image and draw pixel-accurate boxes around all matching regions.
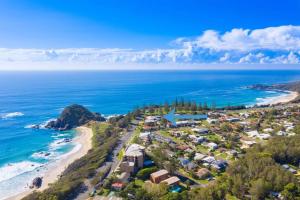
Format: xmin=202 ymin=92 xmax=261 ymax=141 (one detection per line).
xmin=215 ymin=152 xmax=228 ymax=160
xmin=196 ymin=145 xmax=209 ymax=154
xmin=117 ymin=148 xmax=125 ymax=160
xmin=205 ymin=134 xmax=221 ymax=143
xmin=134 ymin=179 xmax=144 ymax=187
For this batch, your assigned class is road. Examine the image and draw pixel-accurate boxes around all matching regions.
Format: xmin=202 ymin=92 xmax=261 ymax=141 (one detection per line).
xmin=75 ymin=123 xmax=138 ymax=200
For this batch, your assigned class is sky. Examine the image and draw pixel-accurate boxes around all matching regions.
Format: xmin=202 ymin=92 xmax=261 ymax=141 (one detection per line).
xmin=0 ymin=0 xmax=300 ymax=70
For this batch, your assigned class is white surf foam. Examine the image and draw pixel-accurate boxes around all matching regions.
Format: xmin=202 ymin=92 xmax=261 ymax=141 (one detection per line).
xmin=255 ymin=92 xmax=290 ymax=106
xmin=49 ymin=138 xmax=72 ymax=150
xmin=0 ymin=161 xmax=42 ymax=183
xmin=1 ymin=112 xmax=24 ymax=119
xmin=39 ymin=118 xmax=56 ymax=129
xmin=24 ymin=124 xmax=37 ymax=129
xmin=31 ymin=151 xmax=56 ymax=160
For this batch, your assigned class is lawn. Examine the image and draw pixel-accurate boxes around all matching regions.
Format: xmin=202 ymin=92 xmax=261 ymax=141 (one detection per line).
xmin=134 ymin=179 xmax=144 ymax=187
xmin=196 ymin=145 xmax=209 ymax=154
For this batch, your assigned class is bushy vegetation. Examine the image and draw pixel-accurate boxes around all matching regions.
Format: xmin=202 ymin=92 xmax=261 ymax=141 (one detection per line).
xmin=136 ymin=166 xmax=158 ymax=180
xmin=189 ymin=135 xmax=300 ymax=200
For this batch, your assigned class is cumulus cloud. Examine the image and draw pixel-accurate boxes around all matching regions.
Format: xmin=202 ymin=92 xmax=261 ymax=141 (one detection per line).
xmin=0 ymin=25 xmax=300 ymax=70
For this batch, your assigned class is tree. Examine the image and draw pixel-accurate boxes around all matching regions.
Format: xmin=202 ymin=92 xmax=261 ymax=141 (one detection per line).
xmin=143 ymin=182 xmax=168 ymax=199
xmin=249 ymin=178 xmax=271 ymax=200
xmin=164 ymin=101 xmax=170 ymax=113
xmin=191 ymin=101 xmax=197 ymax=112
xmin=281 ymin=183 xmax=299 ymax=200
xmin=136 ymin=167 xmax=158 ymax=180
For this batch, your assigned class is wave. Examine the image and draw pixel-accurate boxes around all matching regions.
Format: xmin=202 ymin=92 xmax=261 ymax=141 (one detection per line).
xmin=24 ymin=118 xmax=56 ymax=129
xmin=1 ymin=112 xmax=24 ymax=119
xmin=49 ymin=138 xmax=72 ymax=150
xmin=51 ymin=133 xmax=69 ymax=138
xmin=255 ymin=92 xmax=290 ymax=106
xmin=31 ymin=151 xmax=54 ymax=160
xmin=0 ymin=161 xmax=42 ymax=183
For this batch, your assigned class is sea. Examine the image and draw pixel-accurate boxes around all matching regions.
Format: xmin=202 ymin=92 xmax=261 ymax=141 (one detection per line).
xmin=1 ymin=70 xmax=300 ymax=198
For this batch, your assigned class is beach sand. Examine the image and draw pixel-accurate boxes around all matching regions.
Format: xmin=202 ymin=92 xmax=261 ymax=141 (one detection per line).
xmin=7 ymin=126 xmax=93 ymax=200
xmin=269 ymin=91 xmax=299 ymax=105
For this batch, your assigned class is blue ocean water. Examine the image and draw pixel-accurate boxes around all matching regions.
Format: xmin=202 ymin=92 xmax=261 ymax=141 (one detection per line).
xmin=1 ymin=70 xmax=300 ymax=198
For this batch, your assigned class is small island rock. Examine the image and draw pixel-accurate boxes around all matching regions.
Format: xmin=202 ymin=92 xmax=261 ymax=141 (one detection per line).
xmin=46 ymin=104 xmax=105 ymax=130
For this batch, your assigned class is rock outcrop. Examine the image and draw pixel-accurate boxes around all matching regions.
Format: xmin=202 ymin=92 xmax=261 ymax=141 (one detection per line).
xmin=46 ymin=104 xmax=105 ymax=130
xmin=249 ymin=81 xmax=300 ymax=92
xmin=31 ymin=177 xmax=43 ymax=188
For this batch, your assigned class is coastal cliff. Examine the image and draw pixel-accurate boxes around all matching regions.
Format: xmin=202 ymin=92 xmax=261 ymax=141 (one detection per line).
xmin=46 ymin=104 xmax=105 ymax=130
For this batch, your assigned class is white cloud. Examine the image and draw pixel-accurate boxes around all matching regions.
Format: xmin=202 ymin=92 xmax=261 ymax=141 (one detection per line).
xmin=0 ymin=25 xmax=300 ymax=70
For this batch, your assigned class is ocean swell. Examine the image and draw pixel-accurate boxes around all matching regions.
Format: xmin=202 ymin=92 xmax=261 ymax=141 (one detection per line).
xmin=1 ymin=112 xmax=24 ymax=119
xmin=0 ymin=161 xmax=42 ymax=183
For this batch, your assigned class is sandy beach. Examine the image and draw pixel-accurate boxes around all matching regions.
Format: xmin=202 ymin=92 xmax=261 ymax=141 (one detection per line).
xmin=7 ymin=126 xmax=93 ymax=200
xmin=269 ymin=91 xmax=299 ymax=105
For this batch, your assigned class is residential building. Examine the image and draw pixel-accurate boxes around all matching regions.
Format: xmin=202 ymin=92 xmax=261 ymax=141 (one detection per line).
xmin=150 ymin=169 xmax=169 ymax=184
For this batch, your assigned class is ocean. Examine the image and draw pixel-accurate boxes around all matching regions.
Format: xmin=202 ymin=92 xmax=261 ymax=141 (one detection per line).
xmin=1 ymin=70 xmax=300 ymax=198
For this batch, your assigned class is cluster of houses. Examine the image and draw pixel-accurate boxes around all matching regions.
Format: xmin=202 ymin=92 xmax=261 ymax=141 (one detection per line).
xmin=110 ymin=105 xmax=300 ymax=195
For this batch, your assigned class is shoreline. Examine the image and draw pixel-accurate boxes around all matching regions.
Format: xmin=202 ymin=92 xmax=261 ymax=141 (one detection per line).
xmin=264 ymin=91 xmax=299 ymax=106
xmin=7 ymin=126 xmax=93 ymax=200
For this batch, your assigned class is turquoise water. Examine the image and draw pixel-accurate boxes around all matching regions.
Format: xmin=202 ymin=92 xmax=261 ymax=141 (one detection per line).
xmin=1 ymin=70 xmax=300 ymax=198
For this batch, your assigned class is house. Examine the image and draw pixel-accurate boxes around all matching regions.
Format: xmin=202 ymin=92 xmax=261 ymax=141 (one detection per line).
xmin=194 ymin=153 xmax=206 ymax=161
xmin=162 ymin=176 xmax=180 ymax=186
xmin=257 ymin=133 xmax=271 ymax=140
xmin=206 ymin=142 xmax=218 ymax=150
xmin=211 ymin=160 xmax=228 ymax=170
xmin=226 ymin=117 xmax=240 ymax=122
xmin=125 ymin=144 xmax=145 ymax=169
xmin=282 ymin=164 xmax=297 ymax=174
xmin=178 ymin=157 xmax=190 ymax=167
xmin=191 ymin=128 xmax=209 ymax=134
xmin=117 ymin=171 xmax=131 ymax=183
xmin=111 ymin=182 xmax=125 ymax=191
xmin=246 ymin=130 xmax=260 ymax=137
xmin=207 ymin=118 xmax=218 ymax=124
xmin=202 ymin=156 xmax=216 ymax=164
xmin=186 ymin=162 xmax=197 ymax=171
xmin=277 ymin=131 xmax=287 ymax=136
xmin=263 ymin=128 xmax=274 ymax=133
xmin=177 ymin=145 xmax=189 ymax=151
xmin=227 ymin=150 xmax=238 ymax=156
xmin=188 ymin=134 xmax=204 ymax=144
xmin=241 ymin=140 xmax=256 ymax=149
xmin=150 ymin=169 xmax=169 ymax=184
xmin=119 ymin=161 xmax=135 ymax=174
xmin=139 ymin=132 xmax=152 ymax=144
xmin=145 ymin=116 xmax=161 ymax=124
xmin=152 ymin=133 xmax=174 ymax=144
xmin=196 ymin=168 xmax=211 ymax=179
xmin=175 ymin=120 xmax=197 ymax=127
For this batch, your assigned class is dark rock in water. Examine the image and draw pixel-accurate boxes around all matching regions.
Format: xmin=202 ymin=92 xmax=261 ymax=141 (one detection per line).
xmin=44 ymin=152 xmax=51 ymax=156
xmin=57 ymin=138 xmax=72 ymax=144
xmin=46 ymin=104 xmax=106 ymax=131
xmin=31 ymin=124 xmax=40 ymax=129
xmin=32 ymin=177 xmax=43 ymax=188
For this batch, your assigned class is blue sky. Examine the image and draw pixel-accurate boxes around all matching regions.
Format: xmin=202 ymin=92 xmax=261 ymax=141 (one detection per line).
xmin=0 ymin=0 xmax=300 ymax=69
